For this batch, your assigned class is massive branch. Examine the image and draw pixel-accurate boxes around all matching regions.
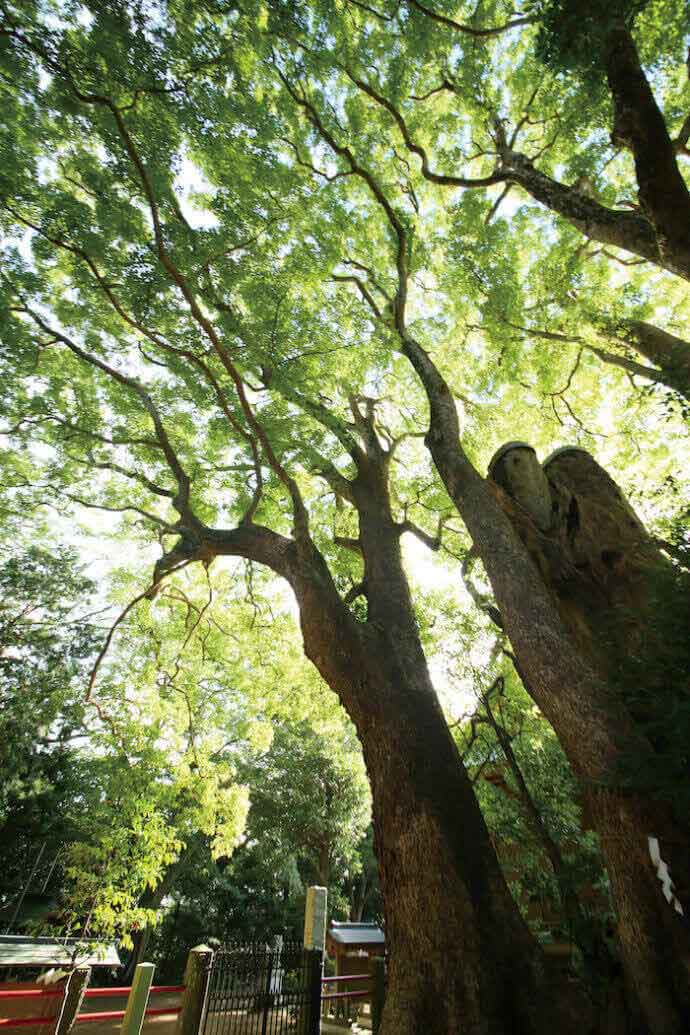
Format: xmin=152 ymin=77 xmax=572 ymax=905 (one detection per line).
xmin=604 ymin=20 xmax=690 ymax=273
xmin=341 ymin=59 xmax=689 ymax=279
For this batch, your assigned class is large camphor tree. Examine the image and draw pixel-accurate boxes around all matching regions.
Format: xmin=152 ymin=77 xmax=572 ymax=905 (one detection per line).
xmin=1 ymin=1 xmax=688 ymax=1033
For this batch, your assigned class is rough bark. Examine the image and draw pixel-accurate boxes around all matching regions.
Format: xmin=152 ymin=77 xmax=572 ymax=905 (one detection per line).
xmin=604 ymin=22 xmax=690 ymax=276
xmin=615 ymin=319 xmax=690 ymax=401
xmin=490 ymin=444 xmax=690 ymax=1027
xmin=541 ymin=448 xmax=690 ymax=900
xmin=498 ymin=150 xmax=675 ymax=273
xmin=495 ymin=22 xmax=690 ymax=282
xmin=294 ymin=436 xmax=584 ymax=1035
xmin=157 ymin=425 xmax=587 ymax=1034
xmin=398 ymin=328 xmax=690 ymax=1033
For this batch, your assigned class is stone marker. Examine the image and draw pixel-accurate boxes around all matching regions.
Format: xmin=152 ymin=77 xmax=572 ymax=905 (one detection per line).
xmin=303 ymin=886 xmax=327 ymax=952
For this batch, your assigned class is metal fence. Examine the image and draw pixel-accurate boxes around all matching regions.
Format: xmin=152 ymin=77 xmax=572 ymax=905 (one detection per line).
xmin=201 ymin=941 xmax=321 ymax=1035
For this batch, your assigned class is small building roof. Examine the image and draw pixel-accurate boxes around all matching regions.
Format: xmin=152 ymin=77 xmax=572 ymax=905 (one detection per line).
xmin=0 ymin=936 xmax=121 ymax=968
xmin=327 ymin=922 xmax=385 ymax=947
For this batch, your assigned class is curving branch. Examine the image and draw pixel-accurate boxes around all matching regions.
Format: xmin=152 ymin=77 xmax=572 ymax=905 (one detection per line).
xmin=38 ymin=484 xmax=179 ymax=533
xmin=263 ymin=365 xmax=363 ymax=462
xmin=104 ymin=112 xmax=311 ymax=539
xmin=86 ymin=561 xmax=191 ymax=699
xmin=277 ymin=67 xmax=412 ymax=320
xmin=13 ymin=303 xmax=194 ymax=519
xmin=405 ymin=0 xmax=533 ymax=38
xmin=397 ymin=516 xmax=444 ymax=552
xmin=344 ymin=68 xmax=505 ymax=189
xmin=2 ymin=36 xmax=310 ymax=542
xmin=301 ymin=447 xmax=357 ymax=503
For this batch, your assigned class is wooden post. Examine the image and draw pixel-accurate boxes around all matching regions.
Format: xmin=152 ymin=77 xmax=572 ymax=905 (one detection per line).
xmin=300 ymin=885 xmax=326 ymax=1035
xmin=54 ymin=966 xmax=91 ymax=1034
xmin=175 ymin=944 xmax=214 ymax=1035
xmin=303 ymin=948 xmax=323 ymax=1035
xmin=369 ymin=956 xmax=386 ymax=1035
xmin=122 ymin=962 xmax=155 ymax=1035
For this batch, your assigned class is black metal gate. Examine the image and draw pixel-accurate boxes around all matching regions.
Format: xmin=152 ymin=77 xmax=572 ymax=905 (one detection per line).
xmin=201 ymin=941 xmax=322 ymax=1035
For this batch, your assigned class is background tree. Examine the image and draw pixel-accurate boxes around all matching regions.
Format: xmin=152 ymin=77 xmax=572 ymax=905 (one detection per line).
xmin=0 ymin=541 xmax=100 ymax=929
xmin=239 ymin=717 xmax=371 ymax=897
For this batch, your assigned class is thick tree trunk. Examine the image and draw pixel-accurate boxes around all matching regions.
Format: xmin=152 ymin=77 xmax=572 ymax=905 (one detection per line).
xmin=491 ymin=445 xmax=690 ymax=1029
xmin=358 ymin=658 xmax=569 ymax=1035
xmin=290 ymin=439 xmax=586 ymax=1035
xmin=171 ymin=407 xmax=587 ymax=1032
xmin=300 ymin=601 xmax=582 ymax=1035
xmin=398 ymin=329 xmax=690 ymax=1033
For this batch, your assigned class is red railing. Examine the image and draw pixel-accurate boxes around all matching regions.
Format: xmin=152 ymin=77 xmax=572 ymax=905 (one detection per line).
xmin=75 ymin=1011 xmax=124 ymax=1024
xmin=0 ymin=1020 xmax=59 ymax=1029
xmin=75 ymin=984 xmax=184 ymax=1023
xmin=321 ymin=972 xmax=369 ymax=1002
xmin=0 ymin=992 xmax=62 ymax=1000
xmin=0 ymin=987 xmax=61 ymax=1029
xmin=0 ymin=981 xmax=185 ymax=1028
xmin=83 ymin=984 xmax=184 ymax=998
xmin=75 ymin=1007 xmax=182 ymax=1024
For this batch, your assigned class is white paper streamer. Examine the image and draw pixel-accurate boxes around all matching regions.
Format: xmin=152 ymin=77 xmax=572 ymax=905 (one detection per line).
xmin=648 ymin=836 xmax=684 ymax=915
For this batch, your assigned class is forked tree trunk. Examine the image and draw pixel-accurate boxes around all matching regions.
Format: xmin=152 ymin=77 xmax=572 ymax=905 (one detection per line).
xmin=176 ymin=403 xmax=587 ymax=1032
xmin=171 ymin=514 xmax=573 ymax=1031
xmin=397 ymin=330 xmax=690 ymax=1032
xmin=489 ymin=443 xmax=690 ymax=1031
xmin=290 ymin=443 xmax=587 ymax=1035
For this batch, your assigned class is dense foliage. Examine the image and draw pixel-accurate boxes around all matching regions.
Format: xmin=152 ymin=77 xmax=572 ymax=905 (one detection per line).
xmin=1 ymin=1 xmax=688 ymax=1030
